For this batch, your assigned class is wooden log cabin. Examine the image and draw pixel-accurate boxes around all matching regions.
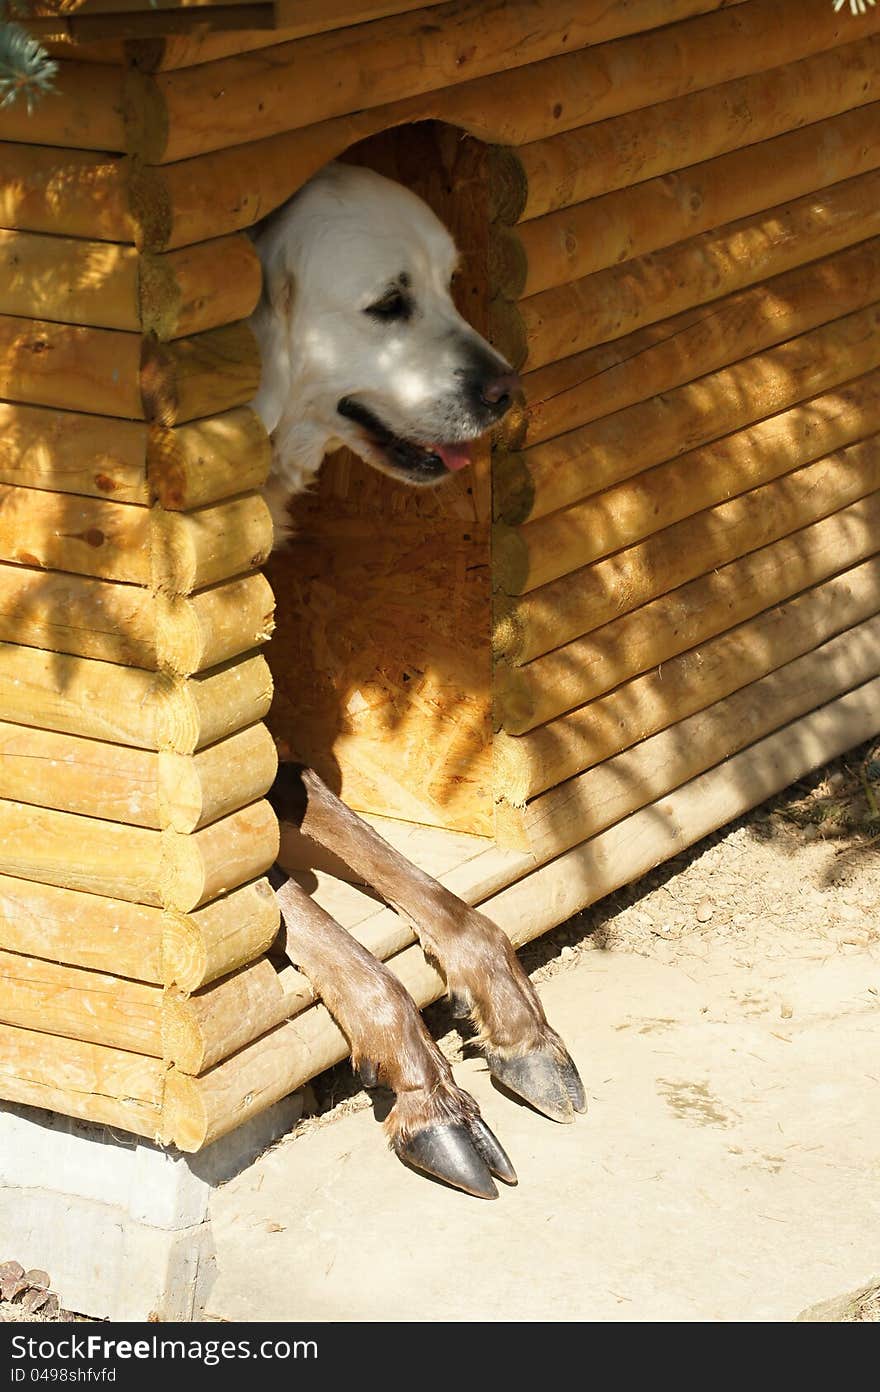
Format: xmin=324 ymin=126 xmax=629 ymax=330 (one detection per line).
xmin=0 ymin=0 xmax=878 ymax=1152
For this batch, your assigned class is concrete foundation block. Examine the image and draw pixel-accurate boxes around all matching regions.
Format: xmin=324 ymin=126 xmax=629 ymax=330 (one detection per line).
xmin=0 ymin=1094 xmax=302 ymax=1320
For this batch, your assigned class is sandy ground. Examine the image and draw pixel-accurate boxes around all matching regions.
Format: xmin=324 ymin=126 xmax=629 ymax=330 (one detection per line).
xmin=203 ymin=734 xmax=880 ymax=1324
xmin=3 ymin=737 xmax=878 ymax=1323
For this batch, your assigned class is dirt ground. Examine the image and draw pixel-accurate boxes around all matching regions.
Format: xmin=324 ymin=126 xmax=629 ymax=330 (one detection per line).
xmin=3 ymin=735 xmax=878 ymax=1324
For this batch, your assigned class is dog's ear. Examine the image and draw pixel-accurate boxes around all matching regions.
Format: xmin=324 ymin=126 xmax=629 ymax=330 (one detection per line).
xmin=267 ymin=267 xmax=295 ymax=322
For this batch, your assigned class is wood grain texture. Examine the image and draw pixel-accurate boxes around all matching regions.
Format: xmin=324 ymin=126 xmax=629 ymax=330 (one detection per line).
xmin=0 ymin=141 xmax=132 ymax=242
xmin=495 ymin=556 xmax=880 ymax=802
xmin=498 ymin=491 xmax=880 ymax=731
xmin=498 ymin=301 xmax=880 ymax=528
xmin=147 ymin=408 xmax=271 ymax=510
xmin=515 ymin=239 xmax=880 ymax=452
xmin=126 ymin=0 xmax=750 ymax=162
xmin=509 ymin=615 xmax=880 ymax=858
xmin=0 ymin=401 xmax=148 ymax=500
xmin=0 ymin=485 xmax=151 ymax=583
xmin=0 ymin=798 xmax=277 ymax=908
xmin=0 ymin=1023 xmax=163 ymax=1137
xmin=514 ymin=168 xmax=880 ymax=371
xmin=0 ymin=874 xmax=164 ymax=982
xmin=0 ymin=719 xmax=276 ymax=831
xmin=495 ymin=436 xmax=880 ymax=663
xmin=507 ymin=101 xmax=880 ymax=298
xmin=0 ymin=872 xmax=278 ymax=990
xmin=510 ymin=33 xmax=880 ymax=220
xmin=0 ymin=950 xmax=162 ymax=1056
xmin=496 ymin=367 xmax=880 ymax=596
xmin=0 ymin=60 xmax=125 ymax=152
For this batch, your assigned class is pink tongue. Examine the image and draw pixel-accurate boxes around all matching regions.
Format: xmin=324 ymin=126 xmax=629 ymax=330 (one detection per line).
xmin=433 ymin=441 xmax=472 ymax=472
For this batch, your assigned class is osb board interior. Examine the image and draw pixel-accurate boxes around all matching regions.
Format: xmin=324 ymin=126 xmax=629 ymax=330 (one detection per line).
xmin=265 ymin=123 xmax=495 ymax=835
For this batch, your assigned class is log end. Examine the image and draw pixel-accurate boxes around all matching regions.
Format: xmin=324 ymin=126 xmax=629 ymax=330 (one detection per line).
xmin=488 ymin=145 xmax=529 ymax=226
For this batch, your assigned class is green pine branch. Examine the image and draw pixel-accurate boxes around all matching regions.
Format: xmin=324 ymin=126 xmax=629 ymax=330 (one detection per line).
xmin=0 ymin=8 xmax=58 ymax=112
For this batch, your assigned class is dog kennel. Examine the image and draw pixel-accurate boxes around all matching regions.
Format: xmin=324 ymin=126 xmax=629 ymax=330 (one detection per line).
xmin=0 ymin=0 xmax=879 ymax=1150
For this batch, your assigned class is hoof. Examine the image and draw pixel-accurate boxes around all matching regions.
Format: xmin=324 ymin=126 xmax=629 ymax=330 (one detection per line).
xmin=397 ymin=1117 xmax=516 ymax=1198
xmin=487 ymin=1045 xmax=587 ymax=1123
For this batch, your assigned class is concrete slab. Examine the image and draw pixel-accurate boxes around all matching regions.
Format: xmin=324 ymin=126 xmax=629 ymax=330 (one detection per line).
xmin=0 ymin=1095 xmax=301 ymax=1320
xmin=206 ymin=941 xmax=880 ymax=1323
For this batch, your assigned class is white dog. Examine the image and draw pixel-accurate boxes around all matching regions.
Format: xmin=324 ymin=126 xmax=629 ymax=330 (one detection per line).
xmin=250 ymin=162 xmax=518 ymax=536
xmin=250 ymin=165 xmax=585 ymax=1201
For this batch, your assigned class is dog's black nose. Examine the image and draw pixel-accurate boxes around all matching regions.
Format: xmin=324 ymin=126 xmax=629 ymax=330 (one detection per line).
xmin=480 ymin=371 xmax=520 ymax=416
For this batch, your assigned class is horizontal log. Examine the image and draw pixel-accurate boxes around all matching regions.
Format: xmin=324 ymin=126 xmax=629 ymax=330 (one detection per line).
xmin=0 ymin=142 xmax=132 ymax=242
xmin=140 ymin=322 xmax=262 ymax=426
xmin=127 ymin=0 xmax=844 ymax=247
xmin=0 ymin=798 xmax=278 ymax=909
xmin=0 ymin=564 xmax=157 ymax=667
xmin=151 ymin=495 xmax=274 ymax=594
xmin=0 ymin=61 xmax=124 ymax=152
xmin=0 ymin=402 xmax=270 ymax=509
xmin=434 ymin=0 xmax=873 ymax=150
xmin=508 ymin=33 xmax=880 ymax=221
xmin=140 ymin=235 xmax=262 ymax=338
xmin=0 ymin=484 xmax=272 ymax=600
xmin=516 ymin=239 xmax=880 ymax=451
xmin=0 ymin=313 xmax=142 ymax=416
xmin=496 ymin=367 xmax=880 ymax=596
xmin=0 ymin=316 xmax=260 ymax=422
xmin=499 ymin=299 xmax=880 ymax=527
xmin=156 ymin=652 xmax=274 ymax=751
xmin=0 ymin=1022 xmax=163 ymax=1138
xmin=162 ymin=669 xmax=880 ymax=1149
xmin=0 ymin=226 xmax=259 ymax=338
xmin=0 ymin=873 xmax=279 ymax=990
xmin=498 ymin=490 xmax=880 ymax=732
xmin=0 ymin=229 xmax=258 ymax=338
xmin=0 ymin=402 xmax=147 ymax=501
xmin=127 ymin=0 xmax=751 ymax=163
xmin=495 ymin=556 xmax=880 ymax=802
xmin=163 ymin=877 xmax=280 ymax=991
xmin=0 ymin=873 xmax=164 ymax=983
xmin=156 ymin=572 xmax=276 ymax=674
xmin=56 ymin=570 xmax=279 ymax=678
xmin=164 ymin=958 xmax=313 ymax=1073
xmin=158 ymin=723 xmax=278 ymax=831
xmin=513 ymin=167 xmax=880 ymax=371
xmin=0 ymin=642 xmax=272 ymax=752
xmin=494 ymin=435 xmax=880 ymax=663
xmin=147 ymin=408 xmax=271 ymax=509
xmin=131 ymin=0 xmax=478 ymax=70
xmin=160 ymin=802 xmax=280 ymax=911
xmin=0 ymin=719 xmax=276 ymax=831
xmin=511 ymin=615 xmax=880 ymax=860
xmin=503 ymin=101 xmax=880 ymax=299
xmin=0 ymin=485 xmax=150 ymax=583
xmin=0 ymin=230 xmax=138 ymax=330
xmin=0 ymin=949 xmax=162 ymax=1056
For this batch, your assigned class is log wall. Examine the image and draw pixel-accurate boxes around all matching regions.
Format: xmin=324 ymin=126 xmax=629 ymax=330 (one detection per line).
xmin=1 ymin=0 xmax=878 ymax=1148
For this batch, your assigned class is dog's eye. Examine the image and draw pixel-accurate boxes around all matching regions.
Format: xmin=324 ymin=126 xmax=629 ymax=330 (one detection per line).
xmin=365 ymin=288 xmax=411 ymax=322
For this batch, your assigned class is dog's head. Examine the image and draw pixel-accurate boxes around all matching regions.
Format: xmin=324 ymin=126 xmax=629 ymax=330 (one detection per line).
xmin=251 ymin=162 xmax=518 ymax=495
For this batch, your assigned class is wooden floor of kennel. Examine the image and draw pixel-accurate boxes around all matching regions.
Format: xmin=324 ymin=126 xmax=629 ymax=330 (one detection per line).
xmin=0 ymin=0 xmax=879 ymax=1151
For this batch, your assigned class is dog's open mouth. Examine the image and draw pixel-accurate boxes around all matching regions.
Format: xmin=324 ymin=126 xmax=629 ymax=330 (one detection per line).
xmin=337 ymin=396 xmax=472 ymax=482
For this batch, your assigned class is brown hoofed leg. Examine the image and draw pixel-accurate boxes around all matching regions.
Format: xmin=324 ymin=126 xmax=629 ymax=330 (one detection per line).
xmin=271 ymin=765 xmax=586 ymax=1123
xmin=269 ymin=869 xmax=516 ymax=1197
